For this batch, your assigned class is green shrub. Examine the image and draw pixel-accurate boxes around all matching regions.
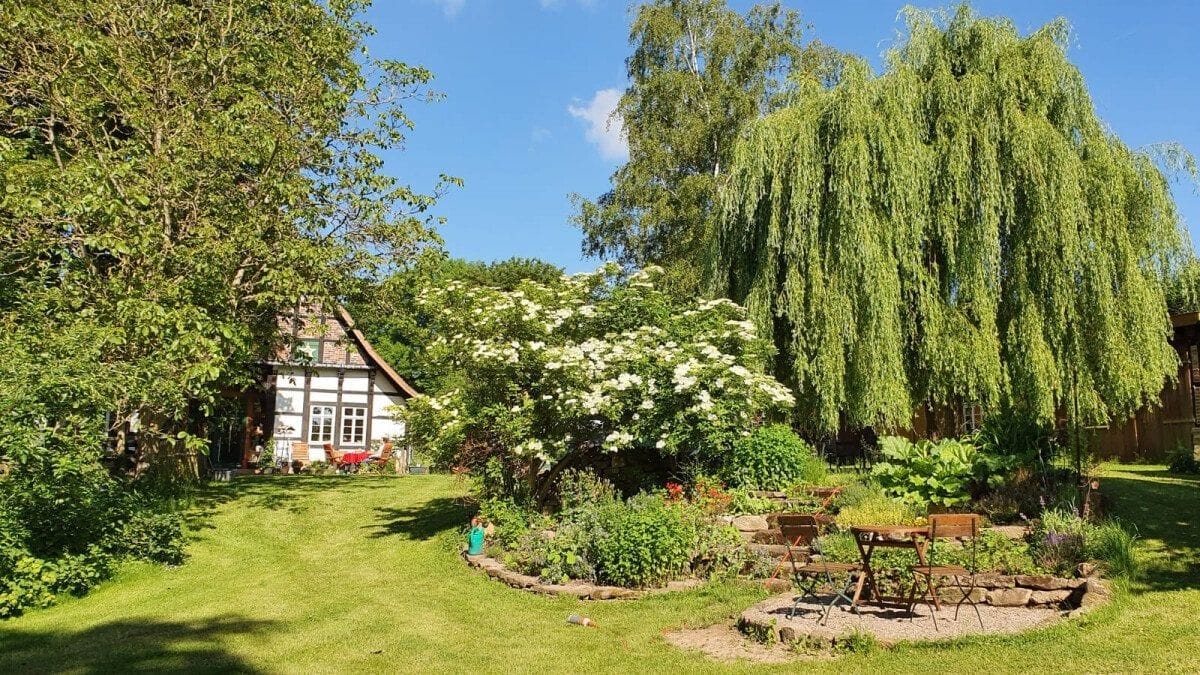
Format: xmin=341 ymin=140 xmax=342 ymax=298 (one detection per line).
xmin=833 ymin=493 xmax=924 ymax=528
xmin=517 ymin=525 xmax=596 ymax=584
xmin=934 ymin=530 xmax=1043 ymax=575
xmin=726 ymin=488 xmax=777 ymax=515
xmin=557 ymin=469 xmax=618 ymax=513
xmin=834 ymin=629 xmax=880 ymax=656
xmin=591 ymin=494 xmax=698 ymax=588
xmin=113 ymin=512 xmax=185 ymax=566
xmin=1032 ymin=508 xmax=1139 ymax=578
xmin=872 ymin=436 xmax=1014 ymax=509
xmin=1167 ymin=446 xmax=1200 ymax=475
xmin=478 ymin=498 xmax=538 ymax=552
xmin=1086 ymin=521 xmax=1138 ymax=579
xmin=692 ymin=523 xmax=746 ymax=580
xmin=721 ymin=425 xmax=826 ymax=491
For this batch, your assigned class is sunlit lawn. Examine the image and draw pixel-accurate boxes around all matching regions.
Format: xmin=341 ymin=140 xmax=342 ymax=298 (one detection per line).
xmin=1 ymin=465 xmax=1197 ymax=673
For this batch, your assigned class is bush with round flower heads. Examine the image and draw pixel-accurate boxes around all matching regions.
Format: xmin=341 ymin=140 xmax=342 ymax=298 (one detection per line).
xmin=400 ymin=264 xmax=794 ymax=502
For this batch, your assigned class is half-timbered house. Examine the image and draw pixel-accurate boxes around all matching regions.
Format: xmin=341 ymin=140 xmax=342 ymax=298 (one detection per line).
xmin=238 ymin=304 xmax=418 ymax=469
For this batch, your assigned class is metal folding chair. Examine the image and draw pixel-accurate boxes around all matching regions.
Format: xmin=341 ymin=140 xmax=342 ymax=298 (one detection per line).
xmin=907 ymin=513 xmax=985 ymax=631
xmin=780 ymin=514 xmax=863 ymax=625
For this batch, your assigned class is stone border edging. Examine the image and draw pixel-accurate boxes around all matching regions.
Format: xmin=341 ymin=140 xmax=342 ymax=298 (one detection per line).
xmin=464 ymin=553 xmax=703 ymax=599
xmin=737 ymin=575 xmax=1112 ymax=645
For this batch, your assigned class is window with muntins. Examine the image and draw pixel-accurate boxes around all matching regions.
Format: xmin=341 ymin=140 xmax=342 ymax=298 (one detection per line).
xmin=341 ymin=407 xmax=366 ymax=445
xmin=309 ymin=405 xmax=334 ymax=443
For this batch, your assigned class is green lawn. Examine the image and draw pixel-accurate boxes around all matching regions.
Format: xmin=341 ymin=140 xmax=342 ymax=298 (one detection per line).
xmin=1 ymin=465 xmax=1197 ymax=673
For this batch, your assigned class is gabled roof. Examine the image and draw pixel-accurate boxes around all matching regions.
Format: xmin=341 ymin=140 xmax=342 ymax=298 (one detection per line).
xmin=335 ymin=306 xmax=420 ymax=399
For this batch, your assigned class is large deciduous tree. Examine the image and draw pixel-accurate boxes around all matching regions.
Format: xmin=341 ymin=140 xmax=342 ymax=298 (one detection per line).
xmin=0 ymin=0 xmax=451 ymax=478
xmin=710 ymin=6 xmax=1192 ymax=435
xmin=572 ymin=0 xmax=839 ymax=295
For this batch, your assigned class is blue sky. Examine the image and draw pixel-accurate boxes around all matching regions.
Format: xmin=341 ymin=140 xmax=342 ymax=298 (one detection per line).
xmin=366 ymin=1 xmax=1200 ymax=273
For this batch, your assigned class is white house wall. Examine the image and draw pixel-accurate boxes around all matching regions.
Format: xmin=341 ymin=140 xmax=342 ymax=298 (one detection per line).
xmin=269 ymin=365 xmax=407 ymax=464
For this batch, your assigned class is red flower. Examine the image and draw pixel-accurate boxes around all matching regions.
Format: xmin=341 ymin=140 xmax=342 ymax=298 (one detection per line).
xmin=665 ymin=482 xmax=685 ymax=501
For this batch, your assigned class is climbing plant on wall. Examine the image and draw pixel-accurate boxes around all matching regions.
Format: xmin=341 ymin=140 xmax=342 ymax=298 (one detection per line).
xmin=710 ymin=6 xmax=1193 ymax=435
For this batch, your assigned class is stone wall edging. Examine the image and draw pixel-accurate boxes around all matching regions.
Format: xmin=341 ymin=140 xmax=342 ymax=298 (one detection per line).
xmin=463 ymin=553 xmax=702 ymax=599
xmin=738 ymin=576 xmax=1113 ymax=644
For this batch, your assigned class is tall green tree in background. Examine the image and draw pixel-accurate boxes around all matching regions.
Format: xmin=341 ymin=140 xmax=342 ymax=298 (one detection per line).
xmin=711 ymin=6 xmax=1192 ymax=437
xmin=351 ymin=254 xmax=564 ymax=393
xmin=0 ymin=0 xmax=451 ymax=477
xmin=573 ymin=0 xmax=839 ymax=295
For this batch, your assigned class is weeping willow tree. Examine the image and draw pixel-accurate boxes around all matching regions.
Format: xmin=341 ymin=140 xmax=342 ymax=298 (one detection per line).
xmin=711 ymin=5 xmax=1192 ymax=437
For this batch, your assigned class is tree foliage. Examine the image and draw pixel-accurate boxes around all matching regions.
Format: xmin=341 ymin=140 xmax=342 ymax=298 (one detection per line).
xmin=710 ymin=6 xmax=1191 ymax=434
xmin=0 ymin=0 xmax=450 ymax=474
xmin=573 ymin=0 xmax=839 ymax=295
xmin=351 ymin=253 xmax=564 ymax=392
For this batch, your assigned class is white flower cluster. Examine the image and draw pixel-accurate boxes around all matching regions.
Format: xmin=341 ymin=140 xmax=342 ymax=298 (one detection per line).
xmin=402 ymin=265 xmax=796 ymax=469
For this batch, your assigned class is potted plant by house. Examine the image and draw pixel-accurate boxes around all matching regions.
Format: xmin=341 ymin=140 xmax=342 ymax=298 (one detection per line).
xmin=255 ymin=444 xmax=274 ymax=475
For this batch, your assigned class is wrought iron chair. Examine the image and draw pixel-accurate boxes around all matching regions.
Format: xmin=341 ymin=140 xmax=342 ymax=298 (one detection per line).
xmin=780 ymin=514 xmax=863 ymax=625
xmin=907 ymin=513 xmax=984 ymax=630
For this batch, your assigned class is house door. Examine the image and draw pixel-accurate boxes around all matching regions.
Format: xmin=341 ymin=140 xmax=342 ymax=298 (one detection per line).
xmin=207 ymin=396 xmax=247 ymax=468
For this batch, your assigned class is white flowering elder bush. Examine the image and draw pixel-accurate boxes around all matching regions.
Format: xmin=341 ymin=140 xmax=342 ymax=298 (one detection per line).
xmin=401 ymin=264 xmax=794 ymax=499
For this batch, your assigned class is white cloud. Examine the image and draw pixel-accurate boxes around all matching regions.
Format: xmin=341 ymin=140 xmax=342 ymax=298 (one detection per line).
xmin=433 ymin=0 xmax=465 ymax=18
xmin=531 ymin=126 xmax=552 ymax=144
xmin=568 ymin=88 xmax=628 ymax=162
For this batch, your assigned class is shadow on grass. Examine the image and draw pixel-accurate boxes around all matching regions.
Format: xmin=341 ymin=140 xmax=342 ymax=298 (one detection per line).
xmin=183 ymin=476 xmax=397 ymax=529
xmin=1104 ymin=469 xmax=1200 ymax=591
xmin=0 ymin=616 xmax=276 ymax=674
xmin=367 ymin=497 xmax=472 ymax=540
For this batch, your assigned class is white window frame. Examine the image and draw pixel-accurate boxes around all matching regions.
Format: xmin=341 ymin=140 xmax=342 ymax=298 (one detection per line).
xmin=309 ymin=405 xmax=335 ymax=443
xmin=341 ymin=406 xmax=367 ymax=445
xmin=962 ymin=402 xmax=983 ymax=433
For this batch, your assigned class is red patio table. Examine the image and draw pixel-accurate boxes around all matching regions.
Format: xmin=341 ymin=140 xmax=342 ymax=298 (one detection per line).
xmin=340 ymin=451 xmax=372 ymax=465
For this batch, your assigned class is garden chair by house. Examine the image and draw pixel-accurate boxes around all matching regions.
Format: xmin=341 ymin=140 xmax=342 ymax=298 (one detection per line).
xmin=779 ymin=514 xmax=863 ymax=625
xmin=907 ymin=513 xmax=984 ymax=631
xmin=323 ymin=443 xmax=345 ymax=470
xmin=367 ymin=440 xmax=395 ymax=470
xmin=290 ymin=442 xmax=309 ymax=470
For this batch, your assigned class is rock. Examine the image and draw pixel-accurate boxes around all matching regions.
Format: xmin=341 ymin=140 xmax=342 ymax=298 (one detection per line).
xmin=752 ymin=529 xmax=784 ymax=544
xmin=1028 ymin=589 xmax=1072 ymax=606
xmin=715 ymin=515 xmax=735 ymax=526
xmin=733 ymin=515 xmax=770 ymax=532
xmin=987 ymin=525 xmax=1029 ymax=541
xmin=749 ymin=490 xmax=787 ymax=499
xmin=1085 ymin=577 xmax=1112 ymax=598
xmin=762 ymin=578 xmax=792 ymax=594
xmin=986 ymin=587 xmax=1033 ymax=607
xmin=554 ymin=584 xmax=593 ymax=599
xmin=591 ymin=586 xmax=636 ymax=600
xmin=748 ymin=543 xmax=797 ymax=559
xmin=1073 ymin=579 xmax=1112 ymax=612
xmin=778 ymin=626 xmax=797 ymax=643
xmin=665 ymin=579 xmax=704 ymax=592
xmin=973 ymin=573 xmax=1016 ymax=589
xmin=938 ymin=587 xmax=986 ymax=604
xmin=1016 ymin=575 xmax=1075 ymax=591
xmin=1076 ymin=562 xmax=1099 ymax=578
